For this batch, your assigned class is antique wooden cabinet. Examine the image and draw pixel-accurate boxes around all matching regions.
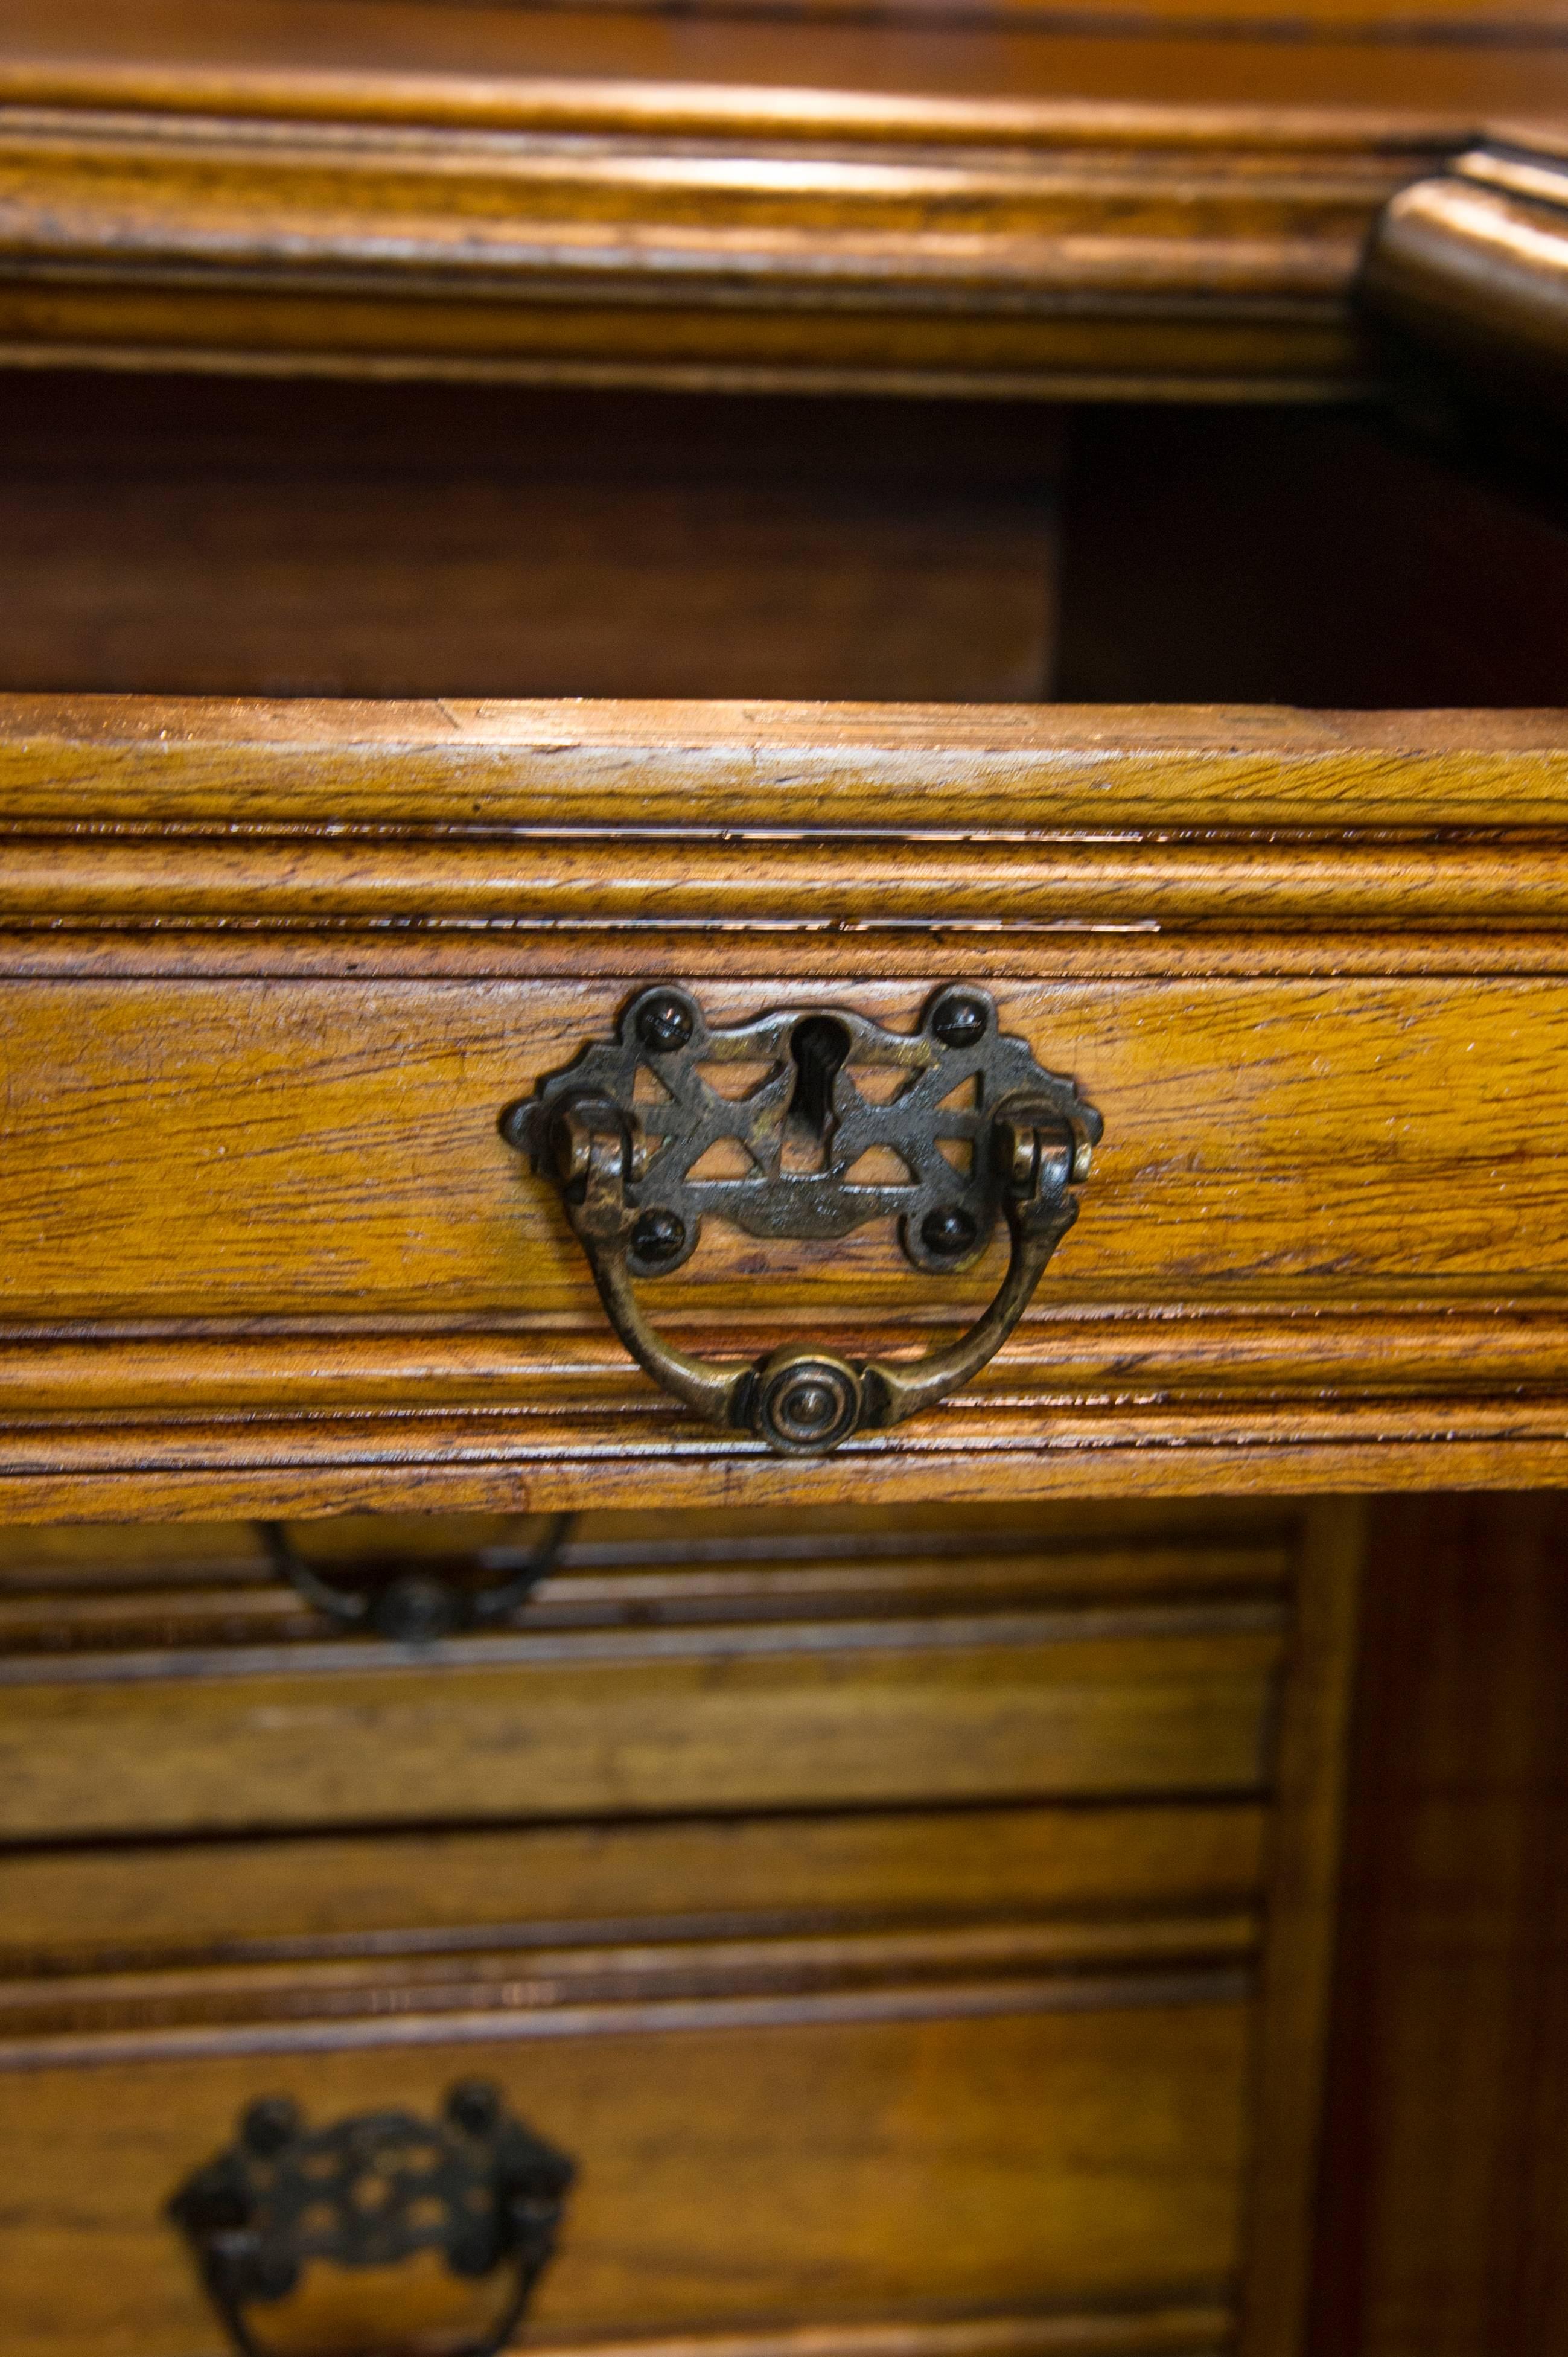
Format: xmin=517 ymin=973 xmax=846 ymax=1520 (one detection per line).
xmin=4 ymin=6 xmax=1568 ymax=2357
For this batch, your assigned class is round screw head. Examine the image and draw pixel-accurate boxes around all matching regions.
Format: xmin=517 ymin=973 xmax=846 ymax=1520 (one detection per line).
xmin=371 ymin=1574 xmax=462 ymax=1646
xmin=931 ymin=994 xmax=988 ymax=1049
xmin=637 ymin=994 xmax=695 ymax=1054
xmin=920 ymin=1204 xmax=980 ymax=1259
xmin=240 ymin=2096 xmax=302 ymax=2158
xmin=176 ymin=2164 xmax=252 ymax=2235
xmin=631 ymin=1208 xmax=686 ymax=1266
xmin=754 ymin=1351 xmax=862 ymax=1457
xmin=250 ymin=2251 xmax=302 ymax=2303
xmin=497 ymin=1100 xmax=532 ymax=1152
xmin=445 ymin=2080 xmax=503 ymax=2140
xmin=784 ymin=1380 xmax=837 ymax=1433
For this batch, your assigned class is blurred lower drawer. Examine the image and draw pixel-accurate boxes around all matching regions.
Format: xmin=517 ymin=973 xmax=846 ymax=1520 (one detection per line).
xmin=0 ymin=1498 xmax=1357 ymax=2357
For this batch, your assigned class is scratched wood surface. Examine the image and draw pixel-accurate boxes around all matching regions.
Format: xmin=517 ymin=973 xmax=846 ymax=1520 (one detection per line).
xmin=2 ymin=700 xmax=1568 ymax=1512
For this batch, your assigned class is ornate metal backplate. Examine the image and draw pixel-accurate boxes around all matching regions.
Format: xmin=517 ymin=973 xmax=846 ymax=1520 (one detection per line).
xmin=506 ymin=984 xmax=1097 ymax=1280
xmin=169 ymin=2082 xmax=574 ymax=2357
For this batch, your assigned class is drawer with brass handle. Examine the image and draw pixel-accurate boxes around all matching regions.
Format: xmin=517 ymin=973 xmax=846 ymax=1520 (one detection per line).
xmin=0 ymin=1499 xmax=1356 ymax=2357
xmin=3 ymin=698 xmax=1568 ymax=1517
xmin=0 ymin=1503 xmax=1291 ymax=1841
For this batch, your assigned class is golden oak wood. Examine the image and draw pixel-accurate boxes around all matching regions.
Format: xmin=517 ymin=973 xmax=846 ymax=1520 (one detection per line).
xmin=0 ymin=1801 xmax=1269 ymax=1973
xmin=0 ymin=2008 xmax=1254 ymax=2357
xmin=0 ymin=1496 xmax=1356 ymax=2357
xmin=2 ymin=700 xmax=1568 ymax=1513
xmin=2 ymin=1 xmax=1563 ymax=395
xmin=1364 ymin=123 xmax=1568 ymax=410
xmin=0 ymin=1618 xmax=1285 ymax=1840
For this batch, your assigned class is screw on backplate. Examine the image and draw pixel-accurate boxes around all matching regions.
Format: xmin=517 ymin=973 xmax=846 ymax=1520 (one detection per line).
xmin=173 ymin=2166 xmax=252 ymax=2236
xmin=446 ymin=2081 xmax=503 ymax=2139
xmin=637 ymin=995 xmax=695 ymax=1054
xmin=757 ymin=1356 xmax=861 ymax=1455
xmin=240 ymin=2097 xmax=301 ymax=2158
xmin=631 ymin=1208 xmax=686 ymax=1265
xmin=372 ymin=1574 xmax=462 ymax=1645
xmin=920 ymin=1205 xmax=979 ymax=1258
xmin=251 ymin=2251 xmax=303 ymax=2301
xmin=931 ymin=995 xmax=987 ymax=1049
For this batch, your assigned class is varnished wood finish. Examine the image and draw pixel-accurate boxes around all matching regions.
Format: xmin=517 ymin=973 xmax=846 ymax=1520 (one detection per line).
xmin=1309 ymin=1494 xmax=1568 ymax=2357
xmin=5 ymin=1 xmax=1566 ymax=395
xmin=3 ymin=701 xmax=1568 ymax=1513
xmin=0 ymin=1505 xmax=1289 ymax=1840
xmin=0 ymin=1497 xmax=1359 ymax=2357
xmin=4 ymin=2014 xmax=1254 ymax=2356
xmin=1363 ymin=125 xmax=1568 ymax=412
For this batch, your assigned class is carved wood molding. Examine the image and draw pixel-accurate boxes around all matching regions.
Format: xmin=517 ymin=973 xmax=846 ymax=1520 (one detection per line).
xmin=1362 ymin=121 xmax=1568 ymax=404
xmin=7 ymin=699 xmax=1568 ymax=1513
xmin=0 ymin=3 xmax=1510 ymax=394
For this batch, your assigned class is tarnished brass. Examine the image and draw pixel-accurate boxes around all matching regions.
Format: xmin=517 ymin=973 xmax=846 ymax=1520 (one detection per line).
xmin=168 ymin=2082 xmax=573 ymax=2357
xmin=502 ymin=988 xmax=1100 ymax=1458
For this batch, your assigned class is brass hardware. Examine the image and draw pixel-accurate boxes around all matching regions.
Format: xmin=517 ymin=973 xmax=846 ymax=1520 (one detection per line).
xmin=502 ymin=987 xmax=1100 ymax=1458
xmin=257 ymin=1514 xmax=576 ymax=1643
xmin=168 ymin=2082 xmax=573 ymax=2357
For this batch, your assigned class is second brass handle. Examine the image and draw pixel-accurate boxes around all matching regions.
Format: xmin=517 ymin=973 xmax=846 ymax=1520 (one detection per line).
xmin=168 ymin=2081 xmax=574 ymax=2357
xmin=503 ymin=987 xmax=1101 ymax=1458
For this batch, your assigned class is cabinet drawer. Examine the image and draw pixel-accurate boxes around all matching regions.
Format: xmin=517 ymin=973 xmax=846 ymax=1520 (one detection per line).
xmin=3 ymin=699 xmax=1567 ymax=1513
xmin=0 ymin=1501 xmax=1354 ymax=2357
xmin=2 ymin=2007 xmax=1249 ymax=2357
xmin=0 ymin=1504 xmax=1287 ymax=1840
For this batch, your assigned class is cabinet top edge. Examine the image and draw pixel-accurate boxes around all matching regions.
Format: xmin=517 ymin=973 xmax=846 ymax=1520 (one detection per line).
xmin=6 ymin=695 xmax=1568 ymax=754
xmin=5 ymin=700 xmax=1568 ymax=830
xmin=1 ymin=1 xmax=1559 ymax=145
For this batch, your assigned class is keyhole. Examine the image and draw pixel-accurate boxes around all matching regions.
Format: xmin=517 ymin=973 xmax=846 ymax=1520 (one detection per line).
xmin=782 ymin=1016 xmax=851 ymax=1173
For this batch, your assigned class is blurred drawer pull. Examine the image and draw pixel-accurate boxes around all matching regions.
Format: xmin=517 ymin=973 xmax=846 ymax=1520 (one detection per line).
xmin=504 ymin=985 xmax=1100 ymax=1457
xmin=168 ymin=2079 xmax=574 ymax=2357
xmin=257 ymin=1513 xmax=577 ymax=1644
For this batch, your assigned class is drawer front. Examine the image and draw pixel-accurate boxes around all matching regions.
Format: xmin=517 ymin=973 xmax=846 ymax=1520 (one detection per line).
xmin=3 ymin=699 xmax=1567 ymax=1512
xmin=2 ymin=970 xmax=1561 ymax=1327
xmin=1 ymin=2006 xmax=1249 ymax=2357
xmin=0 ymin=1507 xmax=1286 ymax=1839
xmin=0 ymin=1499 xmax=1354 ymax=2357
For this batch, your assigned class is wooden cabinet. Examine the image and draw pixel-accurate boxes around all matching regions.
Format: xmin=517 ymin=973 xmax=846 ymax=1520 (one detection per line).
xmin=2 ymin=5 xmax=1568 ymax=2355
xmin=0 ymin=1501 xmax=1356 ymax=2357
xmin=5 ymin=700 xmax=1568 ymax=1514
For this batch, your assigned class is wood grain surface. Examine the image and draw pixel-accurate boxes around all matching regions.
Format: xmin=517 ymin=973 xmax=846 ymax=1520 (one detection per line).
xmin=4 ymin=700 xmax=1568 ymax=1512
xmin=2 ymin=0 xmax=1561 ymax=394
xmin=1309 ymin=1494 xmax=1568 ymax=2357
xmin=0 ymin=1496 xmax=1357 ymax=2357
xmin=0 ymin=1615 xmax=1285 ymax=1840
xmin=0 ymin=2006 xmax=1252 ymax=2357
xmin=0 ymin=376 xmax=1062 ymax=704
xmin=1363 ymin=126 xmax=1568 ymax=413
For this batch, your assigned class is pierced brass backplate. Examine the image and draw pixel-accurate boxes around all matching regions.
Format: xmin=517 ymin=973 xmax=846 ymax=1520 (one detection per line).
xmin=502 ymin=986 xmax=1101 ymax=1457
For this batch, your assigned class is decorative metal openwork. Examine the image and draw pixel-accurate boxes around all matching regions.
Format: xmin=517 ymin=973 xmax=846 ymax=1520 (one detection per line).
xmin=168 ymin=2082 xmax=574 ymax=2357
xmin=503 ymin=985 xmax=1101 ymax=1457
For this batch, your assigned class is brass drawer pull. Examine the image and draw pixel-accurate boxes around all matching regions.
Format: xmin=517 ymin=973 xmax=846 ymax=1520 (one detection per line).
xmin=503 ymin=987 xmax=1100 ymax=1457
xmin=257 ymin=1513 xmax=576 ymax=1643
xmin=168 ymin=2081 xmax=573 ymax=2357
